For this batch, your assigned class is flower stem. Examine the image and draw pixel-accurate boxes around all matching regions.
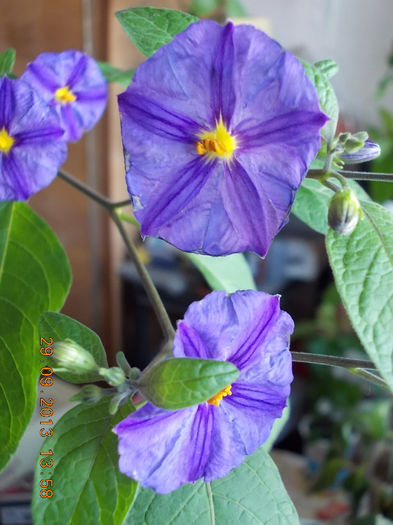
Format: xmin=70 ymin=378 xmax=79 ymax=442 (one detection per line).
xmin=291 ymin=351 xmax=375 ymax=369
xmin=58 ymin=169 xmax=175 ymax=342
xmin=348 ymin=368 xmax=391 ymax=393
xmin=339 ymin=169 xmax=393 ymax=183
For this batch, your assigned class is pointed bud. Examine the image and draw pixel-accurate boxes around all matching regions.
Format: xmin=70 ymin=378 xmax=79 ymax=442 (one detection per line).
xmin=70 ymin=385 xmax=104 ymax=404
xmin=338 ymin=139 xmax=381 ymax=165
xmin=51 ymin=340 xmax=99 ymax=374
xmin=98 ymin=366 xmax=126 ymax=387
xmin=328 ymin=188 xmax=362 ymax=235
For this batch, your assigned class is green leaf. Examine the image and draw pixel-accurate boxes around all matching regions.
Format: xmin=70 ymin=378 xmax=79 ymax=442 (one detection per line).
xmin=138 ymin=358 xmax=239 ymax=409
xmin=38 ymin=312 xmax=108 ymax=383
xmin=228 ymin=0 xmax=247 ymax=16
xmin=300 ymin=58 xmax=339 ymax=143
xmin=98 ymin=61 xmax=134 ymax=88
xmin=126 ymin=445 xmax=299 ymax=524
xmin=116 ymin=7 xmax=198 ymax=57
xmin=314 ymin=58 xmax=339 ymax=79
xmin=326 ymin=201 xmax=393 ymax=391
xmin=292 ymin=178 xmax=370 ymax=234
xmin=32 ymin=398 xmax=138 ymax=525
xmin=0 ymin=48 xmax=16 ymax=76
xmin=189 ymin=0 xmax=218 ymax=16
xmin=0 ymin=202 xmax=71 ymax=471
xmin=186 ymin=252 xmax=256 ymax=292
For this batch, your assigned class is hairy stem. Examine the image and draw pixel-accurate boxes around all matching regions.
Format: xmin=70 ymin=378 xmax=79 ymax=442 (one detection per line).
xmin=291 ymin=352 xmax=375 ymax=369
xmin=58 ymin=169 xmax=175 ymax=342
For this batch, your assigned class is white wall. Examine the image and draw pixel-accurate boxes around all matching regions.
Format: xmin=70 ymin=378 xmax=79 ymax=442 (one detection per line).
xmin=241 ymin=0 xmax=393 ymax=127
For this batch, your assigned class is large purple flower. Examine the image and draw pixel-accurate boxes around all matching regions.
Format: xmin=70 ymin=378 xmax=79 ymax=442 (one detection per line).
xmin=0 ymin=76 xmax=67 ymax=200
xmin=114 ymin=290 xmax=294 ymax=493
xmin=22 ymin=50 xmax=107 ymax=142
xmin=119 ymin=20 xmax=328 ymax=257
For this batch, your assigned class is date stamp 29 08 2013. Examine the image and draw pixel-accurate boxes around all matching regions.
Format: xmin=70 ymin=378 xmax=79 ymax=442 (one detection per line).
xmin=38 ymin=336 xmax=55 ymax=499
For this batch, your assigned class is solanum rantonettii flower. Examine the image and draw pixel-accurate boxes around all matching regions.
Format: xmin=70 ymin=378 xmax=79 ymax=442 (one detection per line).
xmin=22 ymin=50 xmax=107 ymax=142
xmin=119 ymin=20 xmax=328 ymax=257
xmin=0 ymin=76 xmax=67 ymax=200
xmin=114 ymin=290 xmax=294 ymax=494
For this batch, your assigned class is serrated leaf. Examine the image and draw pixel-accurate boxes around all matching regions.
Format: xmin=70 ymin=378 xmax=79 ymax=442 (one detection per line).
xmin=186 ymin=252 xmax=256 ymax=293
xmin=116 ymin=7 xmax=198 ymax=58
xmin=326 ymin=201 xmax=393 ymax=391
xmin=0 ymin=48 xmax=16 ymax=76
xmin=38 ymin=312 xmax=108 ymax=384
xmin=32 ymin=398 xmax=138 ymax=525
xmin=126 ymin=445 xmax=299 ymax=524
xmin=300 ymin=58 xmax=339 ymax=143
xmin=139 ymin=358 xmax=239 ymax=409
xmin=98 ymin=61 xmax=134 ymax=88
xmin=292 ymin=178 xmax=370 ymax=234
xmin=0 ymin=202 xmax=71 ymax=471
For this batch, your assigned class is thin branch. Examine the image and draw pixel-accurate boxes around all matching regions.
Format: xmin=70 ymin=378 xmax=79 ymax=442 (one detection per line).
xmin=339 ymin=169 xmax=393 ymax=183
xmin=291 ymin=352 xmax=376 ymax=369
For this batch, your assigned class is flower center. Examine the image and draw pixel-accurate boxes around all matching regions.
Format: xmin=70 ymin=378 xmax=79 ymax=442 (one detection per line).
xmin=207 ymin=384 xmax=232 ymax=406
xmin=55 ymin=86 xmax=76 ymax=105
xmin=196 ymin=117 xmax=236 ymax=161
xmin=0 ymin=127 xmax=15 ymax=154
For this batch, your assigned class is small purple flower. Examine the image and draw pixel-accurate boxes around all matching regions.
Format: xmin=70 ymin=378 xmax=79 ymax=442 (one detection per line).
xmin=22 ymin=50 xmax=107 ymax=142
xmin=119 ymin=20 xmax=328 ymax=256
xmin=114 ymin=290 xmax=294 ymax=494
xmin=339 ymin=139 xmax=381 ymax=165
xmin=0 ymin=76 xmax=67 ymax=201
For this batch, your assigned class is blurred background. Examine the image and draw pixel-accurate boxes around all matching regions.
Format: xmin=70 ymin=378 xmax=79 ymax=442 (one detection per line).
xmin=1 ymin=1 xmax=393 ymax=523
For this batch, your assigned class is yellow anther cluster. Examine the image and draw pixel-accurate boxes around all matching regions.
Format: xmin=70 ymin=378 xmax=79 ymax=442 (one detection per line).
xmin=196 ymin=116 xmax=236 ymax=161
xmin=55 ymin=86 xmax=76 ymax=105
xmin=207 ymin=384 xmax=232 ymax=407
xmin=0 ymin=127 xmax=15 ymax=154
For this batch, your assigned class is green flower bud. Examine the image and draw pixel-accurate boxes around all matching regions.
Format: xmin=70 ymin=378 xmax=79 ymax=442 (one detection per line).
xmin=70 ymin=385 xmax=104 ymax=404
xmin=328 ymin=188 xmax=362 ymax=235
xmin=98 ymin=366 xmax=126 ymax=387
xmin=52 ymin=340 xmax=99 ymax=374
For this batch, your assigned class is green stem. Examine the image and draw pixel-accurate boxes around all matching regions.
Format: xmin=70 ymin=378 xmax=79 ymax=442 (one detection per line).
xmin=349 ymin=368 xmax=391 ymax=393
xmin=339 ymin=169 xmax=393 ymax=183
xmin=291 ymin=352 xmax=375 ymax=370
xmin=58 ymin=169 xmax=175 ymax=342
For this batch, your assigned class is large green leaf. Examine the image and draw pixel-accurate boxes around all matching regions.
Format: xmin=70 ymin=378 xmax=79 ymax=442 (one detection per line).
xmin=300 ymin=58 xmax=339 ymax=143
xmin=186 ymin=253 xmax=256 ymax=292
xmin=0 ymin=48 xmax=16 ymax=76
xmin=0 ymin=202 xmax=71 ymax=471
xmin=98 ymin=61 xmax=134 ymax=88
xmin=138 ymin=358 xmax=239 ymax=409
xmin=32 ymin=398 xmax=138 ymax=525
xmin=116 ymin=7 xmax=198 ymax=58
xmin=326 ymin=201 xmax=393 ymax=391
xmin=126 ymin=445 xmax=299 ymax=524
xmin=292 ymin=178 xmax=370 ymax=234
xmin=38 ymin=312 xmax=108 ymax=384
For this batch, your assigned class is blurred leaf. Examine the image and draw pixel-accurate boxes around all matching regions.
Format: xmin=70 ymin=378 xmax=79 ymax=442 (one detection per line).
xmin=189 ymin=0 xmax=218 ymax=16
xmin=0 ymin=48 xmax=16 ymax=76
xmin=310 ymin=457 xmax=349 ymax=492
xmin=32 ymin=398 xmax=138 ymax=525
xmin=38 ymin=312 xmax=108 ymax=384
xmin=116 ymin=7 xmax=198 ymax=57
xmin=0 ymin=202 xmax=71 ymax=471
xmin=327 ymin=201 xmax=393 ymax=392
xmin=98 ymin=61 xmax=134 ymax=87
xmin=126 ymin=445 xmax=299 ymax=524
xmin=314 ymin=58 xmax=339 ymax=79
xmin=228 ymin=0 xmax=247 ymax=17
xmin=186 ymin=252 xmax=256 ymax=292
xmin=138 ymin=357 xmax=239 ymax=409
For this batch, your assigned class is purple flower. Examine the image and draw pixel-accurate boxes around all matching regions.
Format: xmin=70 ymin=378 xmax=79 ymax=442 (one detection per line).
xmin=22 ymin=50 xmax=107 ymax=142
xmin=0 ymin=76 xmax=67 ymax=201
xmin=119 ymin=20 xmax=328 ymax=256
xmin=114 ymin=290 xmax=294 ymax=494
xmin=339 ymin=139 xmax=381 ymax=165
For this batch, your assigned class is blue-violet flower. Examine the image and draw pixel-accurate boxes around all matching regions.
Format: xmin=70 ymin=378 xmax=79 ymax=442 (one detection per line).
xmin=119 ymin=20 xmax=328 ymax=256
xmin=0 ymin=76 xmax=67 ymax=200
xmin=22 ymin=50 xmax=107 ymax=142
xmin=114 ymin=289 xmax=294 ymax=493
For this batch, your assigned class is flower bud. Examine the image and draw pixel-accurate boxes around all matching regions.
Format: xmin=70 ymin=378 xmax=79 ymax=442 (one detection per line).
xmin=70 ymin=385 xmax=104 ymax=404
xmin=52 ymin=340 xmax=99 ymax=374
xmin=328 ymin=188 xmax=362 ymax=235
xmin=338 ymin=139 xmax=381 ymax=165
xmin=98 ymin=366 xmax=126 ymax=387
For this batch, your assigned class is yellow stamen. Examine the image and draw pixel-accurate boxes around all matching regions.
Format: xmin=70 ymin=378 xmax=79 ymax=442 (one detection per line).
xmin=0 ymin=127 xmax=15 ymax=154
xmin=207 ymin=384 xmax=232 ymax=407
xmin=54 ymin=86 xmax=76 ymax=105
xmin=196 ymin=116 xmax=236 ymax=161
